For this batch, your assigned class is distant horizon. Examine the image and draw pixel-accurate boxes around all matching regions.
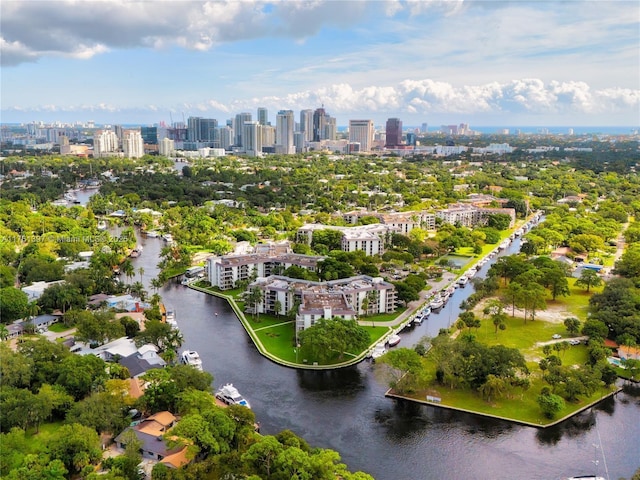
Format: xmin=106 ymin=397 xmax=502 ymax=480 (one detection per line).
xmin=2 ymin=122 xmax=637 ymax=136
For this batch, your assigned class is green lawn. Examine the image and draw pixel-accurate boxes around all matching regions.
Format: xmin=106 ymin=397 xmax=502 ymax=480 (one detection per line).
xmin=408 ymin=373 xmax=615 ymax=426
xmin=24 ymin=421 xmax=64 ymax=451
xmin=553 ymin=277 xmax=604 ymax=318
xmin=474 ymin=314 xmax=565 ymax=352
xmin=48 ymin=323 xmax=72 ymax=333
xmin=252 ymin=321 xmax=389 ymax=365
xmin=363 ymin=307 xmax=407 ymax=323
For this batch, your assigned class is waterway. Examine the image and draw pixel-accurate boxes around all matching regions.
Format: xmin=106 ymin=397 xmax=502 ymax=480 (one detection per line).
xmin=127 ymin=232 xmax=640 ymax=480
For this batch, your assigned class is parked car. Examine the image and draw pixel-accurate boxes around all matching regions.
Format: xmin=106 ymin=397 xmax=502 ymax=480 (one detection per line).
xmin=569 ymin=339 xmax=581 ymax=345
xmin=552 ymin=334 xmax=562 ymax=339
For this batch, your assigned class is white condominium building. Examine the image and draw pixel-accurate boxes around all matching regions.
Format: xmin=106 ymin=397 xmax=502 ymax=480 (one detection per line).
xmin=246 ymin=275 xmax=397 ymax=332
xmin=436 ymin=203 xmax=516 ymax=228
xmin=159 ymin=137 xmax=175 ymax=156
xmin=276 ymin=110 xmax=295 ymax=154
xmin=122 ymin=130 xmax=144 ymax=158
xmin=342 ymin=210 xmax=437 ymax=232
xmin=93 ymin=129 xmax=119 ymax=157
xmin=208 ymin=252 xmax=324 ymax=291
xmin=296 ymin=223 xmax=396 ymax=256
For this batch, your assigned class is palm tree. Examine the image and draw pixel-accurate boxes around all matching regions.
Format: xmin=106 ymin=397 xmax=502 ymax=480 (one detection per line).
xmin=121 ymin=259 xmax=135 ymax=284
xmin=0 ymin=324 xmax=9 ymax=341
xmin=138 ymin=267 xmax=145 ymax=285
xmin=247 ymin=287 xmax=264 ymax=321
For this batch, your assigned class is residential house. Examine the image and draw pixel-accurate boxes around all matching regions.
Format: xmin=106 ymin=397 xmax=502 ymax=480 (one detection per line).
xmin=114 ymin=412 xmax=190 ymax=469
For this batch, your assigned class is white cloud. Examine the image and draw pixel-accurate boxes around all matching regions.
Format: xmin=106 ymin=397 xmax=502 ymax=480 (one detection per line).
xmin=6 ymin=78 xmax=637 ymax=122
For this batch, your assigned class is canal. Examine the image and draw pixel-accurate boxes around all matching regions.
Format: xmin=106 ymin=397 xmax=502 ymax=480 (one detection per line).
xmin=127 ymin=232 xmax=640 ymax=480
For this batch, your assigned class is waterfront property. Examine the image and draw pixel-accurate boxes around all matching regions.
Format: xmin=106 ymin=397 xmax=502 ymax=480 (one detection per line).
xmin=208 ymin=248 xmax=324 ymax=290
xmin=114 ymin=411 xmax=190 ymax=469
xmin=245 ymin=274 xmax=397 ymax=333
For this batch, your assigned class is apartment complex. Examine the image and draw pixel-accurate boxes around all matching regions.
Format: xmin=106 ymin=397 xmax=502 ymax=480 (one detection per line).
xmin=246 ymin=275 xmax=397 ymax=333
xmin=208 ymin=250 xmax=324 ymax=290
xmin=342 ymin=210 xmax=437 ymax=232
xmin=436 ymin=203 xmax=516 ymax=228
xmin=296 ymin=223 xmax=396 ymax=256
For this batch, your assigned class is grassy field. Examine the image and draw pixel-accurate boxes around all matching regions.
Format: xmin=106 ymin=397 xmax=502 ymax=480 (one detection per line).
xmin=557 ymin=277 xmax=604 ymax=318
xmin=252 ymin=320 xmax=389 ymax=365
xmin=406 ymin=375 xmax=614 ymax=426
xmin=363 ymin=307 xmax=407 ymax=323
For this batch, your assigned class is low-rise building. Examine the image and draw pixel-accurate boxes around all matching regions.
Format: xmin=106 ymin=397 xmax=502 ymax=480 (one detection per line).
xmin=114 ymin=412 xmax=190 ymax=469
xmin=246 ymin=275 xmax=396 ymax=334
xmin=209 ymin=251 xmax=324 ymax=291
xmin=296 ymin=223 xmax=397 ymax=256
xmin=436 ymin=203 xmax=516 ymax=228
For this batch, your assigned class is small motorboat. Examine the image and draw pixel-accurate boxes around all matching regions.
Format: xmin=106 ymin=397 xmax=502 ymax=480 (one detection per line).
xmin=387 ymin=334 xmax=401 ymax=347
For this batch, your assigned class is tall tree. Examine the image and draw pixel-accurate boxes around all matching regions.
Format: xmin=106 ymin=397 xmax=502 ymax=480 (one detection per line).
xmin=574 ymin=268 xmax=603 ymax=293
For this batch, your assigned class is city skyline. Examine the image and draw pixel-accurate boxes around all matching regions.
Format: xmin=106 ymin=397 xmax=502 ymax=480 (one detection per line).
xmin=1 ymin=0 xmax=638 ymax=126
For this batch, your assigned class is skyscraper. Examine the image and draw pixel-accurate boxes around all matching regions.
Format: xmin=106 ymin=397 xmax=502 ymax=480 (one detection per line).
xmin=385 ymin=118 xmax=403 ymax=147
xmin=242 ymin=121 xmax=261 ymax=156
xmin=141 ymin=126 xmax=158 ymax=145
xmin=300 ymin=109 xmax=313 ymax=142
xmin=257 ymin=107 xmax=269 ymax=126
xmin=235 ymin=113 xmax=252 ymax=147
xmin=276 ymin=110 xmax=295 ymax=154
xmin=348 ymin=120 xmax=374 ymax=152
xmin=324 ymin=116 xmax=336 ymax=141
xmin=312 ymin=107 xmax=327 ymax=142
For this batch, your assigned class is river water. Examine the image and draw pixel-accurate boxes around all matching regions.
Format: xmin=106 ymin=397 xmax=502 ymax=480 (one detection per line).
xmin=127 ymin=232 xmax=640 ymax=480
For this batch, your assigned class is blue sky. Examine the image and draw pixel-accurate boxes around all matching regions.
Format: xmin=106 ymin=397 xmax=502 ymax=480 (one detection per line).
xmin=1 ymin=0 xmax=639 ymax=126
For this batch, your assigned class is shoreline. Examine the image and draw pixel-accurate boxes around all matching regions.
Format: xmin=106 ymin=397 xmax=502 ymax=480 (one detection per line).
xmin=384 ymin=387 xmax=623 ymax=429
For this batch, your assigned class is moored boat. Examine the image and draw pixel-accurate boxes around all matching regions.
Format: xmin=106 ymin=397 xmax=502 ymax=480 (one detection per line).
xmin=387 ymin=334 xmax=401 ymax=347
xmin=215 ymin=383 xmax=251 ymax=408
xmin=430 ymin=295 xmax=444 ymax=310
xmin=180 ymin=350 xmax=203 ymax=370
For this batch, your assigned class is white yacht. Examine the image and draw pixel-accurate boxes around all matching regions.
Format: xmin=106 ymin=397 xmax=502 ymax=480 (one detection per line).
xmin=458 ymin=275 xmax=469 ymax=286
xmin=215 ymin=384 xmax=251 ymax=408
xmin=180 ymin=350 xmax=203 ymax=370
xmin=165 ymin=310 xmax=178 ymax=329
xmin=430 ymin=295 xmax=444 ymax=310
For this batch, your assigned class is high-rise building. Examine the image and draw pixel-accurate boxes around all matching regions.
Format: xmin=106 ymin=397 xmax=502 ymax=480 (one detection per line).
xmin=218 ymin=126 xmax=234 ymax=150
xmin=257 ymin=107 xmax=269 ymax=126
xmin=242 ymin=121 xmax=261 ymax=156
xmin=324 ymin=116 xmax=336 ymax=141
xmin=235 ymin=113 xmax=252 ymax=147
xmin=187 ymin=117 xmax=218 ymax=143
xmin=421 ymin=123 xmax=428 ymax=133
xmin=141 ymin=126 xmax=158 ymax=144
xmin=300 ymin=109 xmax=313 ymax=142
xmin=122 ymin=130 xmax=144 ymax=158
xmin=93 ymin=129 xmax=119 ymax=157
xmin=276 ymin=110 xmax=295 ymax=154
xmin=159 ymin=137 xmax=175 ymax=156
xmin=348 ymin=119 xmax=374 ymax=152
xmin=261 ymin=125 xmax=276 ymax=148
xmin=385 ymin=118 xmax=403 ymax=147
xmin=294 ymin=131 xmax=306 ymax=153
xmin=312 ymin=107 xmax=327 ymax=142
